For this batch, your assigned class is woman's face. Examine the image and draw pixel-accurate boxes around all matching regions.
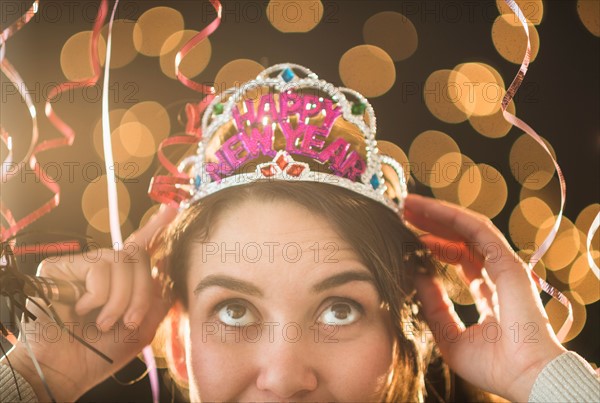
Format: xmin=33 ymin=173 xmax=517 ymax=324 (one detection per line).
xmin=178 ymin=199 xmax=394 ymax=401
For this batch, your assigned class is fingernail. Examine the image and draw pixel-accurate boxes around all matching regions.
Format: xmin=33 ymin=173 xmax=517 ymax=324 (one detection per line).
xmin=126 ymin=310 xmax=142 ymax=326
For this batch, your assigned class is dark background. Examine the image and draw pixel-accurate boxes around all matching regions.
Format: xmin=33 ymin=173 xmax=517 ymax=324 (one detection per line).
xmin=1 ymin=1 xmax=598 ymax=401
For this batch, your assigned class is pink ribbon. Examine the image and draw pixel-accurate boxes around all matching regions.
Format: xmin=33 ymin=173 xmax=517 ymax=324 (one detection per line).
xmin=500 ymin=0 xmax=573 ymax=341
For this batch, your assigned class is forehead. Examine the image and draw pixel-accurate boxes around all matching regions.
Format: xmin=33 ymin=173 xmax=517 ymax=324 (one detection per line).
xmin=185 ymin=198 xmax=366 ymax=283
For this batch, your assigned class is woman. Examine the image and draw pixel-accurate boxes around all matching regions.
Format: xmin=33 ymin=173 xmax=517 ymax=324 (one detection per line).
xmin=1 ymin=64 xmax=598 ymax=401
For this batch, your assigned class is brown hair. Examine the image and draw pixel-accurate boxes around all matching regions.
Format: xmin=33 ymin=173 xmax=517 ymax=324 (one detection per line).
xmin=155 ymin=179 xmax=486 ymax=402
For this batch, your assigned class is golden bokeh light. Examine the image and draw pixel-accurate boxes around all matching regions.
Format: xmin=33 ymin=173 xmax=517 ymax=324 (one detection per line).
xmin=469 ymin=99 xmax=516 ymax=138
xmin=535 ymin=216 xmax=580 ymax=271
xmin=133 ymin=7 xmax=184 ymax=56
xmin=519 ymin=176 xmax=562 ymax=214
xmin=546 ymin=291 xmax=586 ymax=343
xmin=457 ymin=163 xmax=482 ymax=207
xmin=86 ymin=219 xmax=135 ymax=246
xmin=160 ymin=30 xmax=212 ymax=80
xmin=463 ymin=164 xmax=507 ymax=218
xmin=266 ymin=0 xmax=323 ymax=33
xmin=408 ymin=130 xmax=461 ymax=187
xmin=101 ymin=19 xmax=137 ymax=69
xmin=122 ymin=101 xmax=170 ymax=144
xmin=565 ymin=253 xmax=595 ymax=285
xmin=92 ymin=109 xmax=127 ymax=158
xmin=496 ymin=0 xmax=544 ymax=25
xmin=569 ymin=252 xmax=600 ymax=305
xmin=510 ymin=134 xmax=556 ymax=190
xmin=339 ymin=45 xmax=396 ymax=98
xmin=92 ymin=114 xmax=156 ymax=179
xmin=362 ymin=11 xmax=418 ymax=61
xmin=452 ymin=63 xmax=504 ymax=117
xmin=509 ymin=197 xmax=553 ymax=251
xmin=430 ymin=152 xmax=464 ymax=189
xmin=491 ymin=14 xmax=540 ymax=64
xmin=577 ymin=0 xmax=600 ymax=37
xmin=432 ymin=154 xmax=476 ymax=205
xmin=214 ymin=59 xmax=265 ymax=92
xmin=575 ymin=203 xmax=600 ymax=266
xmin=424 ymin=69 xmax=471 ymax=123
xmin=82 ymin=175 xmax=131 ymax=232
xmin=61 ymin=31 xmax=107 ymax=81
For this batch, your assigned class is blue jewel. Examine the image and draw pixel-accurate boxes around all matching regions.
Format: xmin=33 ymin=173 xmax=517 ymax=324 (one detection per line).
xmin=282 ymin=67 xmax=295 ymax=83
xmin=194 ymin=175 xmax=202 ymax=188
xmin=370 ymin=174 xmax=380 ymax=189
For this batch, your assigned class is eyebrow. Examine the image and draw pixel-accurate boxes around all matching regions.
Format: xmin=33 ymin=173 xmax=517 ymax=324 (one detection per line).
xmin=193 ymin=270 xmax=375 ymax=297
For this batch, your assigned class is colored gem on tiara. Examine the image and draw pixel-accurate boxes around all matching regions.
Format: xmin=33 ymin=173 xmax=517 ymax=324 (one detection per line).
xmin=213 ymin=103 xmax=224 ymax=115
xmin=282 ymin=67 xmax=295 ymax=82
xmin=286 ymin=163 xmax=305 ymax=177
xmin=276 ymin=153 xmax=289 ymax=170
xmin=260 ymin=165 xmax=277 ymax=177
xmin=370 ymin=174 xmax=380 ymax=189
xmin=351 ymin=102 xmax=366 ymax=115
xmin=194 ymin=174 xmax=202 ymax=188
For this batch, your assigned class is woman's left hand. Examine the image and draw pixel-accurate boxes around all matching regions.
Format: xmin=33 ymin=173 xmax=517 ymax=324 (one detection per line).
xmin=403 ymin=194 xmax=567 ymax=402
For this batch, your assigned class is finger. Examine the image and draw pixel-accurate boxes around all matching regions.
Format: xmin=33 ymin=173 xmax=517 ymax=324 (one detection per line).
xmin=415 ymin=273 xmax=465 ymax=357
xmin=96 ymin=251 xmax=133 ymax=331
xmin=124 ymin=250 xmax=153 ymax=326
xmin=406 ymin=194 xmax=546 ymax=324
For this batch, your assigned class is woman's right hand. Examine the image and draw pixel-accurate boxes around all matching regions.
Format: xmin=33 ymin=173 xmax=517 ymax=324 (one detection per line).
xmin=3 ymin=205 xmax=177 ymax=402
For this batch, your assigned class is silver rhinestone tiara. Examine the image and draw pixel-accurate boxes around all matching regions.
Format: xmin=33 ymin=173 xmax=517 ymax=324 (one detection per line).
xmin=176 ymin=63 xmax=408 ymax=212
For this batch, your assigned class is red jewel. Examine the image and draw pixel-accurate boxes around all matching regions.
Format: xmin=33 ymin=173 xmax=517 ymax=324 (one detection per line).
xmin=261 ymin=165 xmax=276 ymax=177
xmin=276 ymin=154 xmax=289 ymax=170
xmin=286 ymin=164 xmax=305 ymax=177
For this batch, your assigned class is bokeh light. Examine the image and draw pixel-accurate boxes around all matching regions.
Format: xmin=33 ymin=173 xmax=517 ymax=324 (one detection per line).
xmin=160 ymin=30 xmax=212 ymax=80
xmin=339 ymin=45 xmax=396 ymax=98
xmin=86 ymin=219 xmax=135 ymax=246
xmin=510 ymin=134 xmax=556 ymax=190
xmin=469 ymin=99 xmax=516 ymax=138
xmin=214 ymin=59 xmax=265 ymax=92
xmin=575 ymin=203 xmax=600 ymax=266
xmin=496 ymin=0 xmax=544 ymax=25
xmin=378 ymin=140 xmax=410 ymax=183
xmin=424 ymin=69 xmax=472 ymax=123
xmin=509 ymin=197 xmax=553 ymax=250
xmin=408 ymin=130 xmax=461 ymax=187
xmin=463 ymin=164 xmax=507 ymax=218
xmin=362 ymin=11 xmax=418 ymax=61
xmin=452 ymin=63 xmax=504 ymax=117
xmin=121 ymin=101 xmax=171 ymax=144
xmin=82 ymin=175 xmax=131 ymax=232
xmin=133 ymin=7 xmax=184 ymax=56
xmin=577 ymin=0 xmax=600 ymax=37
xmin=266 ymin=0 xmax=324 ymax=33
xmin=432 ymin=154 xmax=476 ymax=205
xmin=569 ymin=255 xmax=600 ymax=305
xmin=100 ymin=19 xmax=137 ymax=69
xmin=535 ymin=216 xmax=580 ymax=271
xmin=492 ymin=14 xmax=540 ymax=64
xmin=546 ymin=291 xmax=586 ymax=342
xmin=61 ymin=31 xmax=107 ymax=81
xmin=139 ymin=204 xmax=160 ymax=228
xmin=93 ymin=108 xmax=127 ymax=158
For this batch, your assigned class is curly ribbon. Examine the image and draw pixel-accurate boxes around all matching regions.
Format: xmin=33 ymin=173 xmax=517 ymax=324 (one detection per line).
xmin=500 ymin=0 xmax=573 ymax=341
xmin=587 ymin=212 xmax=600 ymax=279
xmin=0 ymin=0 xmax=107 ymax=242
xmin=0 ymin=1 xmax=40 ymax=240
xmin=149 ymin=0 xmax=222 ymax=205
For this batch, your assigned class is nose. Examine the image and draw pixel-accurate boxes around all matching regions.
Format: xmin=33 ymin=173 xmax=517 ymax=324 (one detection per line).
xmin=255 ymin=330 xmax=318 ymax=399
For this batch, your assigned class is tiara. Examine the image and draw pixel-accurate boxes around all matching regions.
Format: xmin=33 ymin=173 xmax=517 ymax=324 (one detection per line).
xmin=150 ymin=63 xmax=408 ymax=212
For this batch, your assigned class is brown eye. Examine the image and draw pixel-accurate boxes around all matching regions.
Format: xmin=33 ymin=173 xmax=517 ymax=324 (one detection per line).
xmin=226 ymin=304 xmax=246 ymax=319
xmin=217 ymin=301 xmax=257 ymax=326
xmin=318 ymin=301 xmax=361 ymax=326
xmin=332 ymin=303 xmax=351 ymax=319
